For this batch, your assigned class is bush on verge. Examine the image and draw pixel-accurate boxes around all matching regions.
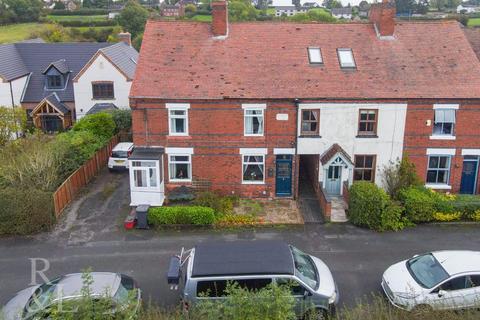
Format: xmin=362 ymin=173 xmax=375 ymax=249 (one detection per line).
xmin=193 ymin=192 xmax=239 ymax=215
xmin=398 ymin=187 xmax=436 ymax=223
xmin=348 ymin=181 xmax=406 ymax=231
xmin=0 ymin=188 xmax=54 ymax=235
xmin=148 ymin=206 xmax=216 ymax=225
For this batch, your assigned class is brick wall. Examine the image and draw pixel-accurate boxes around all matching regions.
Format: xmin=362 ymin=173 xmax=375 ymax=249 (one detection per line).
xmin=132 ymin=99 xmax=297 ymax=198
xmin=404 ymin=100 xmax=480 ymax=194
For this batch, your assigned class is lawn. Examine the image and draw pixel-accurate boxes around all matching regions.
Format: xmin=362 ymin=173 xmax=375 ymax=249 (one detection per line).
xmin=266 ymin=8 xmax=276 ymax=15
xmin=468 ymin=18 xmax=480 ymax=27
xmin=0 ymin=23 xmax=50 ymax=44
xmin=47 ymin=15 xmax=108 ymax=23
xmin=191 ymin=14 xmax=212 ymax=22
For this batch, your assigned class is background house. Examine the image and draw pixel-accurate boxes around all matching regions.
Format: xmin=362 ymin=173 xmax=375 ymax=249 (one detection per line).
xmin=0 ymin=35 xmax=138 ymax=132
xmin=331 ymin=7 xmax=352 ymax=19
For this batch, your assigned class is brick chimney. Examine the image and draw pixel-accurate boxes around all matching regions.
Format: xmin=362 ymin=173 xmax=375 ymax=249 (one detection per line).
xmin=118 ymin=32 xmax=132 ymax=46
xmin=369 ymin=0 xmax=396 ymax=38
xmin=211 ymin=1 xmax=228 ymax=38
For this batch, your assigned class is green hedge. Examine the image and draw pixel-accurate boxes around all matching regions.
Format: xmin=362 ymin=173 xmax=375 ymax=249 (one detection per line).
xmin=56 ymin=20 xmax=116 ymax=27
xmin=0 ymin=188 xmax=55 ymax=235
xmin=348 ymin=181 xmax=406 ymax=231
xmin=398 ymin=187 xmax=437 ymax=223
xmin=50 ymin=9 xmax=109 ymax=15
xmin=148 ymin=206 xmax=216 ymax=225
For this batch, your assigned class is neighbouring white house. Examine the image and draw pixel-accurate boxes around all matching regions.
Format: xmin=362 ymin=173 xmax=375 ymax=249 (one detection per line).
xmin=297 ymin=103 xmax=408 ymax=195
xmin=331 ymin=7 xmax=353 ymax=19
xmin=457 ymin=4 xmax=480 ymax=13
xmin=0 ymin=33 xmax=138 ymax=133
xmin=73 ymin=34 xmax=138 ymax=119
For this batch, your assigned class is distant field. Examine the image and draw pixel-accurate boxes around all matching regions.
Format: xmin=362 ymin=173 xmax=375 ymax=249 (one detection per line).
xmin=47 ymin=15 xmax=108 ymax=23
xmin=191 ymin=14 xmax=212 ymax=22
xmin=0 ymin=23 xmax=49 ymax=44
xmin=468 ymin=18 xmax=480 ymax=27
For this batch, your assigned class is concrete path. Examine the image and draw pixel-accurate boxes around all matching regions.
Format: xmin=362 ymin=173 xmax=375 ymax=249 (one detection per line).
xmin=297 ymin=178 xmax=325 ymax=224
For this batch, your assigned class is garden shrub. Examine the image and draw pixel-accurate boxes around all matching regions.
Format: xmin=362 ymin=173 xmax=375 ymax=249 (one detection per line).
xmin=450 ymin=194 xmax=480 ymax=219
xmin=348 ymin=181 xmax=406 ymax=231
xmin=215 ymin=214 xmax=258 ymax=227
xmin=109 ymin=109 xmax=132 ymax=133
xmin=433 ymin=212 xmax=462 ymax=222
xmin=381 ymin=155 xmax=422 ymax=199
xmin=398 ymin=187 xmax=436 ymax=223
xmin=473 ymin=210 xmax=480 ymax=222
xmin=0 ymin=188 xmax=55 ymax=235
xmin=72 ymin=112 xmax=116 ymax=142
xmin=194 ymin=192 xmax=238 ymax=215
xmin=148 ymin=206 xmax=216 ymax=225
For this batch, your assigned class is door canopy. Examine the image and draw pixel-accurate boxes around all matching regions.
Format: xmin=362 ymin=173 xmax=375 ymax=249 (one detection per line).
xmin=320 ymin=143 xmax=354 ymax=168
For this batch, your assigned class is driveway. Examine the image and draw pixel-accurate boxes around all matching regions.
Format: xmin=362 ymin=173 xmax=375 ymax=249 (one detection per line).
xmin=1 ymin=170 xmax=480 ymax=309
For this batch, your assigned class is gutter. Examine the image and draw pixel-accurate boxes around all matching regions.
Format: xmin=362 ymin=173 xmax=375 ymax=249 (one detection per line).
xmin=294 ymin=98 xmax=300 ymax=200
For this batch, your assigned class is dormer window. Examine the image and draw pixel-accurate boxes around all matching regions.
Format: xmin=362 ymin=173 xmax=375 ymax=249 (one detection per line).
xmin=47 ymin=75 xmax=63 ymax=89
xmin=337 ymin=48 xmax=356 ymax=69
xmin=307 ymin=47 xmax=323 ymax=64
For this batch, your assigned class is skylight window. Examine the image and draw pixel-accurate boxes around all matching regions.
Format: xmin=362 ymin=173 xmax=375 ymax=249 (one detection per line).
xmin=307 ymin=47 xmax=323 ymax=64
xmin=337 ymin=48 xmax=356 ymax=69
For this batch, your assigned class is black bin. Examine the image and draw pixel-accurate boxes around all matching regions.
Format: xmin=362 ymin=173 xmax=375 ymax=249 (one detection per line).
xmin=136 ymin=205 xmax=150 ymax=229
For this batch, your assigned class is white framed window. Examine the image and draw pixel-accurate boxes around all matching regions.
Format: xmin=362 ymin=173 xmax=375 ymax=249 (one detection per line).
xmin=167 ymin=103 xmax=189 ymax=136
xmin=243 ymin=104 xmax=265 ymax=136
xmin=242 ymin=155 xmax=265 ymax=184
xmin=168 ymin=155 xmax=192 ymax=182
xmin=307 ymin=47 xmax=323 ymax=64
xmin=433 ymin=109 xmax=456 ymax=136
xmin=337 ymin=48 xmax=356 ymax=69
xmin=426 ymin=155 xmax=451 ymax=186
xmin=131 ymin=161 xmax=160 ymax=190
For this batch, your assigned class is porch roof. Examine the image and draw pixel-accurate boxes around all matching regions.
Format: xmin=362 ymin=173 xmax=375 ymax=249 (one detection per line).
xmin=129 ymin=147 xmax=165 ymax=160
xmin=320 ymin=143 xmax=353 ymax=165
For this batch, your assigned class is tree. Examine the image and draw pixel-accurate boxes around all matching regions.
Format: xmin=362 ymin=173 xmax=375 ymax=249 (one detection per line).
xmin=323 ymin=0 xmax=342 ymax=9
xmin=228 ymin=0 xmax=258 ymax=22
xmin=0 ymin=107 xmax=26 ymax=146
xmin=415 ymin=0 xmax=429 ymax=14
xmin=53 ymin=1 xmax=66 ymax=10
xmin=381 ymin=155 xmax=422 ymax=200
xmin=117 ymin=0 xmax=149 ymax=38
xmin=4 ymin=0 xmax=43 ymax=23
xmin=430 ymin=0 xmax=446 ymax=10
xmin=395 ymin=0 xmax=415 ymax=14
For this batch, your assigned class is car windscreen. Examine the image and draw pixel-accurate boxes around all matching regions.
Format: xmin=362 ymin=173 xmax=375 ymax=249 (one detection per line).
xmin=111 ymin=151 xmax=128 ymax=158
xmin=23 ymin=278 xmax=61 ymax=317
xmin=406 ymin=254 xmax=449 ymax=289
xmin=290 ymin=246 xmax=318 ymax=290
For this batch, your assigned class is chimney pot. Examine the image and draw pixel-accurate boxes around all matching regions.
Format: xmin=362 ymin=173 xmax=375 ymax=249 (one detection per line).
xmin=369 ymin=0 xmax=396 ymax=38
xmin=118 ymin=32 xmax=132 ymax=46
xmin=211 ymin=1 xmax=228 ymax=38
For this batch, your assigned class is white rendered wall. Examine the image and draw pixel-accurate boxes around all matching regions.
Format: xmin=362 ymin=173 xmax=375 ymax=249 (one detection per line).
xmin=0 ymin=76 xmax=28 ymax=107
xmin=297 ymin=103 xmax=408 ymax=187
xmin=73 ymin=54 xmax=132 ymax=119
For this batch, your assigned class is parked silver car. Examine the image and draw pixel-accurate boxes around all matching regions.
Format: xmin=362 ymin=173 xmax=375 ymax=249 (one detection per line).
xmin=382 ymin=250 xmax=480 ymax=312
xmin=2 ymin=272 xmax=141 ymax=320
xmin=167 ymin=241 xmax=338 ymax=319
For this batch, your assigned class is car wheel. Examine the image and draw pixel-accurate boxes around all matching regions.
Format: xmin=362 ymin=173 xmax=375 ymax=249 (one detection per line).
xmin=412 ymin=304 xmax=433 ymax=315
xmin=304 ymin=308 xmax=328 ymax=320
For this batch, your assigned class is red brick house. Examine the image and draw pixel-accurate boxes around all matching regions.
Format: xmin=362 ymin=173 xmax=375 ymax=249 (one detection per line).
xmin=129 ymin=0 xmax=480 ymax=216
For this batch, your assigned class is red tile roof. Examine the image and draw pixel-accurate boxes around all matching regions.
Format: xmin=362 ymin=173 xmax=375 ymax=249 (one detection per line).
xmin=464 ymin=27 xmax=480 ymax=61
xmin=131 ymin=20 xmax=480 ymax=100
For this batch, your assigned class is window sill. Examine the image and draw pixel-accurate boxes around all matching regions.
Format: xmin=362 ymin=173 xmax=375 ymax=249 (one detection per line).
xmin=169 ymin=179 xmax=192 ymax=183
xmin=425 ymin=184 xmax=452 ymax=190
xmin=429 ymin=135 xmax=456 ymax=140
xmin=356 ymin=135 xmax=378 ymax=138
xmin=299 ymin=135 xmax=322 ymax=138
xmin=242 ymin=181 xmax=265 ymax=185
xmin=92 ymin=98 xmax=115 ymax=101
xmin=244 ymin=134 xmax=265 ymax=137
xmin=168 ymin=134 xmax=190 ymax=137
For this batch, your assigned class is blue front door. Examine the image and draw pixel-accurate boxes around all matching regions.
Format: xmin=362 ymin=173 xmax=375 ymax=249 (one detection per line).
xmin=276 ymin=155 xmax=292 ymax=196
xmin=460 ymin=157 xmax=479 ymax=194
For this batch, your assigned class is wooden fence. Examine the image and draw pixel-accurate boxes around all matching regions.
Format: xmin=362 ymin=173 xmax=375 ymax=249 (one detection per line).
xmin=53 ymin=135 xmax=120 ymax=217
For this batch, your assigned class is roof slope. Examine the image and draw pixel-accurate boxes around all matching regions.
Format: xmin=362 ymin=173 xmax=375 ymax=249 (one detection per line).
xmin=15 ymin=43 xmax=110 ymax=103
xmin=464 ymin=27 xmax=480 ymax=61
xmin=100 ymin=42 xmax=139 ymax=80
xmin=0 ymin=44 xmax=29 ymax=81
xmin=191 ymin=241 xmax=294 ymax=278
xmin=132 ymin=20 xmax=480 ymax=100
